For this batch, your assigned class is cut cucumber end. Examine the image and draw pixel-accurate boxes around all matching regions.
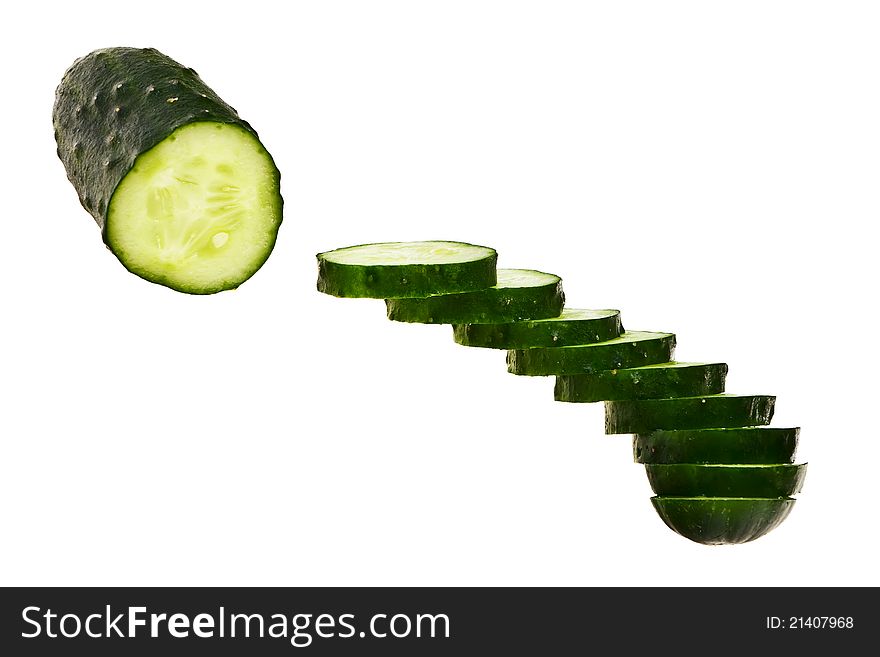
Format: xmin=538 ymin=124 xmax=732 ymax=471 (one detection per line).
xmin=106 ymin=121 xmax=282 ymax=294
xmin=651 ymin=497 xmax=796 ymax=545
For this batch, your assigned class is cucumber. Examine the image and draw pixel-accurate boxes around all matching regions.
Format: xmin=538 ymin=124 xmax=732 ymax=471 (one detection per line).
xmin=506 ymin=331 xmax=675 ymax=376
xmin=634 ymin=427 xmax=799 ymax=464
xmin=314 ymin=237 xmax=806 ymax=545
xmin=317 ymin=241 xmax=497 ymax=298
xmin=645 ymin=463 xmax=807 ymax=497
xmin=651 ymin=497 xmax=796 ymax=545
xmin=385 ymin=269 xmax=564 ymax=324
xmin=452 ymin=309 xmax=623 ymax=349
xmin=53 ymin=47 xmax=283 ymax=294
xmin=605 ymin=394 xmax=775 ymax=434
xmin=554 ymin=362 xmax=727 ymax=403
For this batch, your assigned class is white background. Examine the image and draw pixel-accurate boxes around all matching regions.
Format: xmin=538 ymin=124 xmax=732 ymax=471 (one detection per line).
xmin=1 ymin=1 xmax=877 ymax=586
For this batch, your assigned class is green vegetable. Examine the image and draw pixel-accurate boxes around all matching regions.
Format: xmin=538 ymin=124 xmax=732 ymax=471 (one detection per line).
xmin=605 ymin=394 xmax=775 ymax=434
xmin=634 ymin=427 xmax=799 ymax=464
xmin=452 ymin=308 xmax=622 ymax=349
xmin=645 ymin=463 xmax=807 ymax=497
xmin=554 ymin=361 xmax=727 ymax=402
xmin=386 ymin=269 xmax=564 ymax=324
xmin=317 ymin=241 xmax=497 ymax=298
xmin=53 ymin=47 xmax=283 ymax=294
xmin=315 ymin=238 xmax=807 ymax=545
xmin=651 ymin=497 xmax=796 ymax=545
xmin=506 ymin=331 xmax=675 ymax=376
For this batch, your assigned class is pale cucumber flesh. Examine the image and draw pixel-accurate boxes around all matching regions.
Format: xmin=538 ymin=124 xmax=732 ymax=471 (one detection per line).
xmin=321 ymin=241 xmax=496 ymax=266
xmin=107 ymin=122 xmax=282 ymax=294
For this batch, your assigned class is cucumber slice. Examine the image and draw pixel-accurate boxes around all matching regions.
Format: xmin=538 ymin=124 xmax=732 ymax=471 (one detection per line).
xmin=385 ymin=269 xmax=564 ymax=324
xmin=317 ymin=241 xmax=497 ymax=298
xmin=452 ymin=309 xmax=622 ymax=349
xmin=634 ymin=427 xmax=799 ymax=464
xmin=554 ymin=362 xmax=727 ymax=403
xmin=53 ymin=47 xmax=282 ymax=294
xmin=506 ymin=331 xmax=675 ymax=376
xmin=605 ymin=394 xmax=775 ymax=434
xmin=645 ymin=464 xmax=807 ymax=497
xmin=651 ymin=497 xmax=796 ymax=545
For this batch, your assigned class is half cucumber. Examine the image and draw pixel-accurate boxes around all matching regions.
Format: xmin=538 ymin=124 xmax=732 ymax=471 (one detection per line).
xmin=634 ymin=427 xmax=800 ymax=464
xmin=554 ymin=362 xmax=727 ymax=402
xmin=645 ymin=464 xmax=807 ymax=497
xmin=651 ymin=497 xmax=796 ymax=545
xmin=605 ymin=394 xmax=775 ymax=434
xmin=452 ymin=308 xmax=623 ymax=349
xmin=317 ymin=241 xmax=497 ymax=298
xmin=53 ymin=47 xmax=283 ymax=294
xmin=506 ymin=331 xmax=675 ymax=376
xmin=385 ymin=268 xmax=564 ymax=324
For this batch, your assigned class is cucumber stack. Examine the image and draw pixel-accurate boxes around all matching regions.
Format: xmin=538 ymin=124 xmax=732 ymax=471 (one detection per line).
xmin=317 ymin=241 xmax=806 ymax=545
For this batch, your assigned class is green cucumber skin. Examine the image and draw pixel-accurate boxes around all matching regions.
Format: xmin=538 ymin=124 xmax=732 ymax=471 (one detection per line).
xmin=317 ymin=246 xmax=497 ymax=298
xmin=385 ymin=277 xmax=564 ymax=324
xmin=645 ymin=464 xmax=807 ymax=497
xmin=634 ymin=427 xmax=800 ymax=464
xmin=53 ymin=47 xmax=281 ymax=237
xmin=507 ymin=333 xmax=676 ymax=376
xmin=651 ymin=497 xmax=796 ymax=545
xmin=452 ymin=310 xmax=623 ymax=349
xmin=605 ymin=394 xmax=776 ymax=434
xmin=555 ymin=362 xmax=727 ymax=403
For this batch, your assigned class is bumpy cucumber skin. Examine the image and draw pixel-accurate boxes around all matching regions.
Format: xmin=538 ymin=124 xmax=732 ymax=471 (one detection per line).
xmin=605 ymin=394 xmax=775 ymax=434
xmin=651 ymin=497 xmax=796 ymax=545
xmin=452 ymin=309 xmax=623 ymax=349
xmin=53 ymin=47 xmax=282 ymax=291
xmin=385 ymin=274 xmax=564 ymax=324
xmin=645 ymin=464 xmax=807 ymax=497
xmin=634 ymin=427 xmax=800 ymax=464
xmin=317 ymin=245 xmax=497 ymax=298
xmin=507 ymin=332 xmax=676 ymax=376
xmin=555 ymin=362 xmax=727 ymax=403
